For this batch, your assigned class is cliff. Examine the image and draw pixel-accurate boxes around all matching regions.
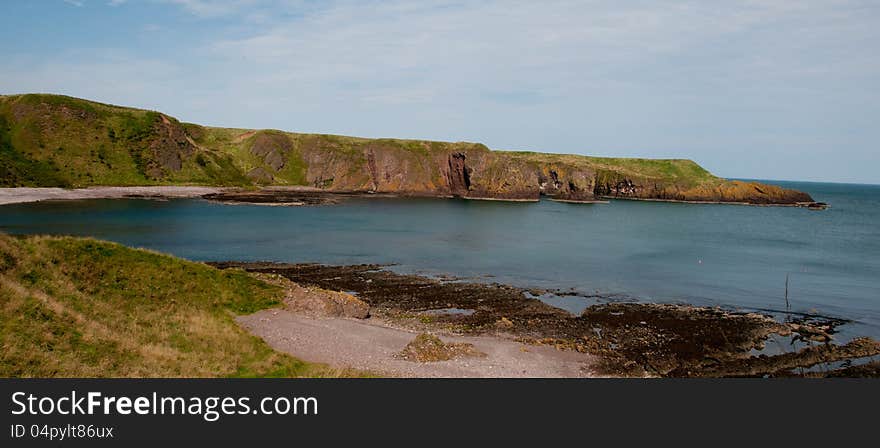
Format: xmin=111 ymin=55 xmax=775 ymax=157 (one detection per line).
xmin=0 ymin=94 xmax=814 ymax=204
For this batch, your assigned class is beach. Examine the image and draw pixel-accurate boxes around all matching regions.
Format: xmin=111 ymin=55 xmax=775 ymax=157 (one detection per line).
xmin=216 ymin=262 xmax=880 ymax=377
xmin=3 ymin=182 xmax=879 ymax=377
xmin=0 ymin=186 xmax=225 ymax=205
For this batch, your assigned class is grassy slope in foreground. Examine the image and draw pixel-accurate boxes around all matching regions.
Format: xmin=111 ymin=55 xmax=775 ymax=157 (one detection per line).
xmin=0 ymin=233 xmax=360 ymax=377
xmin=0 ymin=93 xmax=814 ymax=204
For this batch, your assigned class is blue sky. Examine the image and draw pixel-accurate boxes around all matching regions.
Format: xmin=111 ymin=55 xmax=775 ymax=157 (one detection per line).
xmin=1 ymin=1 xmax=878 ymax=184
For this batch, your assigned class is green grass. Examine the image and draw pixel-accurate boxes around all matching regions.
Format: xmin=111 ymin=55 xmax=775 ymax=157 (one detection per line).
xmin=500 ymin=151 xmax=717 ymax=187
xmin=0 ymin=233 xmax=366 ymax=377
xmin=13 ymin=93 xmax=143 ymax=116
xmin=0 ymin=93 xmax=722 ymax=191
xmin=0 ymin=114 xmax=70 ymax=187
xmin=0 ymin=94 xmax=257 ymax=187
xmin=1 ymin=94 xmax=159 ymax=186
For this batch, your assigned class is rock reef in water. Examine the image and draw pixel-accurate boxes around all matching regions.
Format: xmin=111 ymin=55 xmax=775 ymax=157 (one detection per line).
xmin=0 ymin=93 xmax=815 ymax=205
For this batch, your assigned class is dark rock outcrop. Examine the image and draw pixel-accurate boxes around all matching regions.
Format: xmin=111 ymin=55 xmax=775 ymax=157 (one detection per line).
xmin=250 ymin=132 xmax=293 ymax=172
xmin=143 ymin=114 xmax=197 ymax=178
xmin=446 ymin=152 xmax=471 ymax=197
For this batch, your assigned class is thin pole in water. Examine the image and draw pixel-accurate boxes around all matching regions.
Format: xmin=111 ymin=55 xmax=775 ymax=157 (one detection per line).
xmin=785 ymin=273 xmax=790 ymax=312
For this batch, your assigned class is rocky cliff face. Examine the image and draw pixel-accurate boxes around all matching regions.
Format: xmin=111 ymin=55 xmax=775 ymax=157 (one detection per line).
xmin=446 ymin=152 xmax=470 ymax=197
xmin=142 ymin=114 xmax=198 ymax=179
xmin=591 ymin=169 xmax=814 ymax=204
xmin=0 ymin=94 xmax=815 ymax=205
xmin=265 ymin=136 xmax=812 ymax=204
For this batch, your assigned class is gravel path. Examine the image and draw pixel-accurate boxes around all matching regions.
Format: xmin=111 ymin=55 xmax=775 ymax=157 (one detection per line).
xmin=238 ymin=309 xmax=599 ymax=378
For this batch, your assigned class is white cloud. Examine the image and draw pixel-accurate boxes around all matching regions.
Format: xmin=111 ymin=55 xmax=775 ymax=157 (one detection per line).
xmin=162 ymin=0 xmax=259 ymax=17
xmin=206 ymin=0 xmax=875 ymax=106
xmin=8 ymin=0 xmax=880 ymax=182
xmin=63 ymin=0 xmax=84 ymax=6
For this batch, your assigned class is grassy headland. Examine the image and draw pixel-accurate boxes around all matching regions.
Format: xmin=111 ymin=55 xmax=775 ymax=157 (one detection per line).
xmin=0 ymin=233 xmax=361 ymax=377
xmin=0 ymin=93 xmax=814 ymax=204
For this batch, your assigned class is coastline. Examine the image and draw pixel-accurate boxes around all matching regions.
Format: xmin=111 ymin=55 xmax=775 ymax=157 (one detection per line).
xmin=462 ymin=196 xmax=540 ymax=203
xmin=0 ymin=186 xmax=226 ymax=205
xmin=0 ymin=186 xmax=827 ymax=208
xmin=1 ymin=223 xmax=875 ymax=377
xmin=550 ymin=198 xmax=610 ymax=204
xmin=0 ymin=94 xmax=821 ymax=212
xmin=599 ymin=195 xmax=829 ymax=208
xmin=215 ymin=262 xmax=880 ymax=377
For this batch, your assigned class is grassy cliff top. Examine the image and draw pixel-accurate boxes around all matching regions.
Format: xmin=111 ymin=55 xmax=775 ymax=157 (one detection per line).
xmin=2 ymin=93 xmax=156 ymax=117
xmin=0 ymin=93 xmax=723 ymax=188
xmin=500 ymin=150 xmax=717 ymax=185
xmin=0 ymin=233 xmax=363 ymax=377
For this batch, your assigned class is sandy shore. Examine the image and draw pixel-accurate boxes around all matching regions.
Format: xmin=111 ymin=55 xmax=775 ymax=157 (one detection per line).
xmin=215 ymin=262 xmax=880 ymax=377
xmin=0 ymin=186 xmax=225 ymax=205
xmin=238 ymin=309 xmax=599 ymax=378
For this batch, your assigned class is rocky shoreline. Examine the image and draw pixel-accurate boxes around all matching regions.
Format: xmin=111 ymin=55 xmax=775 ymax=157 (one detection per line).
xmin=600 ymin=195 xmax=829 ymax=209
xmin=211 ymin=262 xmax=879 ymax=377
xmin=0 ymin=186 xmax=829 ymax=209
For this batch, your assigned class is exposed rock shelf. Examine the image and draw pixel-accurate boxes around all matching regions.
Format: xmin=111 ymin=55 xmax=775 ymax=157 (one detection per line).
xmin=213 ymin=262 xmax=879 ymax=377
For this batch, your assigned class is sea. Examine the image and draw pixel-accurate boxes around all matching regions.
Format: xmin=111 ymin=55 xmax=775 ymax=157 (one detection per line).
xmin=2 ymin=180 xmax=878 ymax=341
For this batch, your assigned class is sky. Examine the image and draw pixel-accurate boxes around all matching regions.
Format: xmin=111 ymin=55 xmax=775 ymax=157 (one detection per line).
xmin=1 ymin=1 xmax=878 ymax=184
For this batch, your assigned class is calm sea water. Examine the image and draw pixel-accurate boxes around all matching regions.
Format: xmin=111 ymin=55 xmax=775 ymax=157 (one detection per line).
xmin=2 ymin=180 xmax=878 ymax=339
